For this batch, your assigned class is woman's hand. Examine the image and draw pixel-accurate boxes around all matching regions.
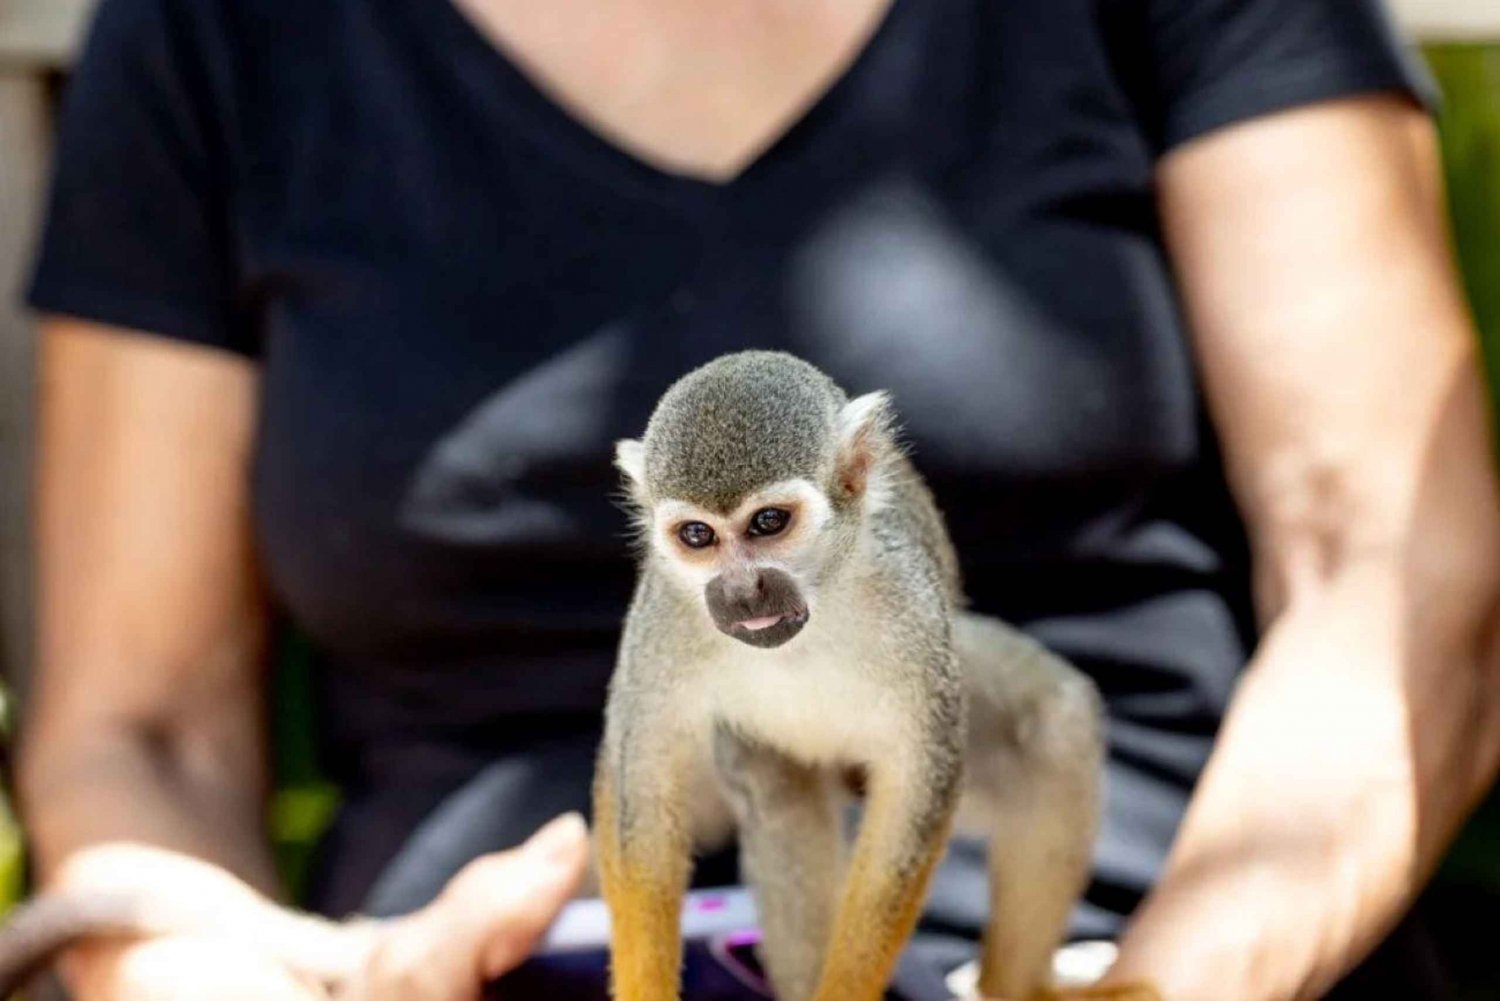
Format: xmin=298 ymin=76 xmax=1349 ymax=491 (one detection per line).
xmin=57 ymin=813 xmax=590 ymax=1001
xmin=67 ymin=936 xmax=334 ymax=1001
xmin=968 ymin=981 xmax=1163 ymax=1001
xmin=348 ymin=812 xmax=589 ymax=1001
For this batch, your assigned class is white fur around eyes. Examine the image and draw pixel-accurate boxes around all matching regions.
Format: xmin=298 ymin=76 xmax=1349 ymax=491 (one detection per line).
xmin=741 ymin=479 xmax=831 ymax=533
xmin=650 ymin=480 xmax=830 ymax=540
xmin=647 ymin=480 xmax=832 ymax=597
xmin=653 ymin=548 xmax=722 ymax=592
xmin=654 ymin=499 xmax=711 ymax=531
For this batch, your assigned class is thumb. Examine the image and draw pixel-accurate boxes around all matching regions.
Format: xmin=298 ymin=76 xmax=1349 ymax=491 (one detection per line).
xmin=348 ymin=818 xmax=588 ymax=1001
xmin=459 ymin=813 xmax=590 ymax=979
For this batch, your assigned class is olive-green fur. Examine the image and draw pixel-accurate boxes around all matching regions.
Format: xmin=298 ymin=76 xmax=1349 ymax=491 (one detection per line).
xmin=642 ymin=352 xmax=845 ymax=513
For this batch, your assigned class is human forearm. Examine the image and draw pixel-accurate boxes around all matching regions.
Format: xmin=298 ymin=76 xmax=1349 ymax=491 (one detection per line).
xmin=16 ymin=701 xmax=287 ymax=1001
xmin=19 ymin=716 xmax=279 ymax=895
xmin=25 ymin=322 xmax=277 ymax=892
xmin=1108 ymin=551 xmax=1500 ymax=1000
xmin=1120 ymin=93 xmax=1500 ymax=1001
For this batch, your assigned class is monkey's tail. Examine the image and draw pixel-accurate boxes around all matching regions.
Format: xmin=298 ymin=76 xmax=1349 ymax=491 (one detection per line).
xmin=0 ymin=887 xmax=385 ymax=996
xmin=0 ymin=891 xmax=162 ymax=997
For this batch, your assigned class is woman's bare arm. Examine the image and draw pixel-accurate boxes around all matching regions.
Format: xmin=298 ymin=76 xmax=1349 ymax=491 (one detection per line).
xmin=15 ymin=322 xmax=591 ymax=1001
xmin=20 ymin=319 xmax=274 ymax=889
xmin=13 ymin=320 xmax=307 ymax=999
xmin=1107 ymin=95 xmax=1500 ymax=999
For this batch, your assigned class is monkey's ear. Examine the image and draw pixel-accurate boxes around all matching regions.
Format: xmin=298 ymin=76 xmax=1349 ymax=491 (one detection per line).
xmin=833 ymin=391 xmax=896 ymax=504
xmin=615 ymin=439 xmax=648 ymax=501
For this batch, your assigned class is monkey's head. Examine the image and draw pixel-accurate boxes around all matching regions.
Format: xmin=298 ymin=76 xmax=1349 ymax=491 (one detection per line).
xmin=616 ymin=351 xmax=898 ymax=649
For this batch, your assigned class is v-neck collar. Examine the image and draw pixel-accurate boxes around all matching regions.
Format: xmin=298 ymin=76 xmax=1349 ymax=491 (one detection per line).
xmin=418 ymin=0 xmax=914 ymax=208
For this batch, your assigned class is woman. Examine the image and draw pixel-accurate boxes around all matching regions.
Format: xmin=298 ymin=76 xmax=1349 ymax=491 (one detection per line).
xmin=18 ymin=0 xmax=1500 ymax=997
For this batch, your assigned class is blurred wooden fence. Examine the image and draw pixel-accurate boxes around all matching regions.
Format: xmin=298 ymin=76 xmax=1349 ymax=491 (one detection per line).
xmin=1399 ymin=1 xmax=1500 ymax=40
xmin=0 ymin=0 xmax=83 ymax=705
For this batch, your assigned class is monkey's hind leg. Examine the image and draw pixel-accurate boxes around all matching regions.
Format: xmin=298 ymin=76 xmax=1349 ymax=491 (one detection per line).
xmin=712 ymin=726 xmax=846 ymax=1001
xmin=954 ymin=613 xmax=1104 ymax=1001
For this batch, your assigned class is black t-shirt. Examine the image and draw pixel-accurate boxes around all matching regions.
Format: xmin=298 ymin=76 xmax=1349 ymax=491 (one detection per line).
xmin=30 ymin=0 xmax=1429 ymax=934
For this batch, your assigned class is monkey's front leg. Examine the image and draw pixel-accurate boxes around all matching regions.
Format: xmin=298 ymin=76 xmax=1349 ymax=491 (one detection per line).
xmin=807 ymin=734 xmax=963 ymax=1001
xmin=595 ymin=735 xmax=695 ymax=1001
xmin=713 ymin=726 xmax=846 ymax=1001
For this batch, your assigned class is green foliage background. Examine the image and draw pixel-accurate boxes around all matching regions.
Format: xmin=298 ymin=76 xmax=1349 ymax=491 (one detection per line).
xmin=1430 ymin=45 xmax=1500 ymax=393
xmin=1423 ymin=42 xmax=1500 ymax=1000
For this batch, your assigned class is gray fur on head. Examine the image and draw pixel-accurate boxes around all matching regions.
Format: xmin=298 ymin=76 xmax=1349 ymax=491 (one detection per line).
xmin=626 ymin=352 xmax=851 ymax=513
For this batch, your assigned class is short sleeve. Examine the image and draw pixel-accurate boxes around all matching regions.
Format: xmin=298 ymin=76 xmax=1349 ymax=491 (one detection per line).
xmin=26 ymin=0 xmax=255 ymax=355
xmin=1122 ymin=0 xmax=1440 ymax=154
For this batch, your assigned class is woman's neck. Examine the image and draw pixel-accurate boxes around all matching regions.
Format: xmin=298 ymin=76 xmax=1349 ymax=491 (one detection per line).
xmin=445 ymin=0 xmax=896 ymax=181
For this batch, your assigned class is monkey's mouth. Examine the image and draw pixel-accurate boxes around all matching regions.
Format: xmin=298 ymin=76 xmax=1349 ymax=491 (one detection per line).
xmin=725 ymin=608 xmax=809 ymax=648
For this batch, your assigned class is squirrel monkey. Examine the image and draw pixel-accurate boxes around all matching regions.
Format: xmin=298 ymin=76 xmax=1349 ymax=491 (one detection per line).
xmin=598 ymin=351 xmax=1147 ymax=1001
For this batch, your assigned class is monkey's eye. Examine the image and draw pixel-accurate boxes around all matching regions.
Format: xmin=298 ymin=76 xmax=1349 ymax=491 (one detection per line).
xmin=677 ymin=522 xmax=717 ymax=549
xmin=747 ymin=508 xmax=791 ymax=538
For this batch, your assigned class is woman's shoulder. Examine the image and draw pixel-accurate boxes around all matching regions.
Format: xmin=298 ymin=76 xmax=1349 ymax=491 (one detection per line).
xmin=1081 ymin=0 xmax=1433 ymax=154
xmin=80 ymin=0 xmax=349 ymax=83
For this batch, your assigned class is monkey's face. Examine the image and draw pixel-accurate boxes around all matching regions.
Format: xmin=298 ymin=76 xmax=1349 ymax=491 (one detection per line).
xmin=614 ymin=357 xmax=896 ymax=648
xmin=647 ymin=480 xmax=838 ymax=648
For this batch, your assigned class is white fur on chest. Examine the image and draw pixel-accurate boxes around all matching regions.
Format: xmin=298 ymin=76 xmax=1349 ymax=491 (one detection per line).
xmin=701 ymin=621 xmax=909 ymax=768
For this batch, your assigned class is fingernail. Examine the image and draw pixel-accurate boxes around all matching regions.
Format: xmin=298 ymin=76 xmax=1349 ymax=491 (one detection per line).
xmin=524 ymin=812 xmax=588 ymax=865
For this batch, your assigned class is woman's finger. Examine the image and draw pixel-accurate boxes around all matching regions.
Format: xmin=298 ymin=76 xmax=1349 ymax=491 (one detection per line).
xmin=444 ymin=812 xmax=591 ymax=979
xmin=352 ymin=813 xmax=589 ymax=1001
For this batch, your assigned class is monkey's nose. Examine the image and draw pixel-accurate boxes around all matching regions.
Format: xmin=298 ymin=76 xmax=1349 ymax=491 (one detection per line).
xmin=707 ymin=567 xmax=773 ymax=614
xmin=723 ymin=571 xmax=764 ymax=606
xmin=705 ymin=567 xmax=808 ymax=647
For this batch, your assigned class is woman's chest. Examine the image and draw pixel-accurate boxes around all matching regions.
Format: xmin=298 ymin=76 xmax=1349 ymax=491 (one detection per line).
xmin=235 ymin=0 xmax=1201 ymax=620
